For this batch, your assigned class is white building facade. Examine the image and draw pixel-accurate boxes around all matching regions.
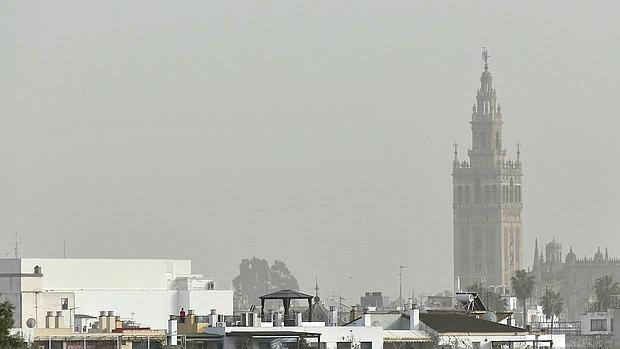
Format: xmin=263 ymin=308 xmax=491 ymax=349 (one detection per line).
xmin=0 ymin=258 xmax=233 ymax=330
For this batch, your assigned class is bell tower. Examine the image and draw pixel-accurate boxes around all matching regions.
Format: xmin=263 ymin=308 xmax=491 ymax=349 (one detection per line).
xmin=453 ymin=48 xmax=523 ymax=288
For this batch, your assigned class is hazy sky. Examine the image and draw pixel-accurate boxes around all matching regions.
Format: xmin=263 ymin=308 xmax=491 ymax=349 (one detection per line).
xmin=2 ymin=1 xmax=620 ymax=302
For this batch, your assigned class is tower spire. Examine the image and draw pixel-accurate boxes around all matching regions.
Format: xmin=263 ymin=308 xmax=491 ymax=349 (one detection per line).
xmin=533 ymin=238 xmax=539 ymax=268
xmin=314 ymin=275 xmax=320 ymax=299
xmin=482 ymin=47 xmax=491 ymax=71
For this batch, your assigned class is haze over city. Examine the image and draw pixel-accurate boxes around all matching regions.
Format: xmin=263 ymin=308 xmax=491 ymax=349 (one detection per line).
xmin=2 ymin=1 xmax=620 ymax=302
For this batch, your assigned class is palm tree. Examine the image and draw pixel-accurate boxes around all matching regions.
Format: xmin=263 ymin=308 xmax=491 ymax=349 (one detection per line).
xmin=593 ymin=275 xmax=620 ymax=310
xmin=540 ymin=288 xmax=563 ymax=335
xmin=511 ymin=269 xmax=535 ymax=327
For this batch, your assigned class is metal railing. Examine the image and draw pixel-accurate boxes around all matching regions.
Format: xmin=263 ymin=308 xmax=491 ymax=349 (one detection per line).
xmin=529 ymin=321 xmax=581 ymax=335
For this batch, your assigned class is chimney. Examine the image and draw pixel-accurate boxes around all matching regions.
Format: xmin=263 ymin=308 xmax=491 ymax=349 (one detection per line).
xmin=208 ymin=309 xmax=218 ymax=327
xmin=55 ymin=311 xmax=65 ymax=329
xmin=362 ymin=313 xmax=372 ymax=327
xmin=329 ymin=306 xmax=338 ymax=326
xmin=409 ymin=305 xmax=420 ymax=330
xmin=45 ymin=311 xmax=55 ymax=329
xmin=106 ymin=311 xmax=115 ymax=333
xmin=99 ymin=311 xmax=107 ymax=331
xmin=350 ymin=305 xmax=360 ymax=321
xmin=168 ymin=315 xmax=178 ymax=346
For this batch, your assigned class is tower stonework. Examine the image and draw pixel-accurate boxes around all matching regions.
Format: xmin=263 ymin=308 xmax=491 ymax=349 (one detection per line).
xmin=453 ymin=52 xmax=523 ymax=288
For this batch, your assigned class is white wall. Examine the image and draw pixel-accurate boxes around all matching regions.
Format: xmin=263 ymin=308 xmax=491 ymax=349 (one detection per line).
xmin=20 ymin=259 xmax=192 ymax=291
xmin=74 ymin=290 xmax=178 ymax=329
xmin=182 ymin=290 xmax=233 ymax=315
xmin=1 ymin=258 xmax=231 ymax=330
xmin=73 ymin=289 xmax=233 ymax=329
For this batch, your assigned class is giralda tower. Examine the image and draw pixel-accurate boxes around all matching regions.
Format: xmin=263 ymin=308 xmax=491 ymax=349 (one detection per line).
xmin=452 ymin=49 xmax=523 ymax=288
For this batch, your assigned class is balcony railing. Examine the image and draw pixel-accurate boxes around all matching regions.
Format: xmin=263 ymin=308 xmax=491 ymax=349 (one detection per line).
xmin=529 ymin=321 xmax=581 ymax=335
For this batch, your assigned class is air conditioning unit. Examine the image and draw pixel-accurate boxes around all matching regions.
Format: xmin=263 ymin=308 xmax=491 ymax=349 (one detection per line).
xmin=216 ymin=322 xmax=225 ymax=327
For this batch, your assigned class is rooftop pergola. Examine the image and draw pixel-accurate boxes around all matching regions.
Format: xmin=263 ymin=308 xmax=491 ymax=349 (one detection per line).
xmin=259 ymin=289 xmax=314 ymax=324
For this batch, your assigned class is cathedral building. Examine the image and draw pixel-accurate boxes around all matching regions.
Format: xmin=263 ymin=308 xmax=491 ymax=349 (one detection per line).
xmin=453 ymin=50 xmax=523 ymax=289
xmin=532 ymin=238 xmax=620 ymax=320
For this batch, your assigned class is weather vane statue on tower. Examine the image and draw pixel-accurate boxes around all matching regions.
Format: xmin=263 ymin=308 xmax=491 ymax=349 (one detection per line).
xmin=482 ymin=47 xmax=490 ymax=70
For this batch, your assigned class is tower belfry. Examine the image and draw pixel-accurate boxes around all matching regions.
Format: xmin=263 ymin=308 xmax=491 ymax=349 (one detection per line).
xmin=452 ymin=49 xmax=523 ymax=288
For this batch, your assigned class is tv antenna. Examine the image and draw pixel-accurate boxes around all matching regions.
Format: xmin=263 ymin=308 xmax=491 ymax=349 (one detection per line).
xmin=398 ymin=265 xmax=407 ymax=308
xmin=14 ymin=231 xmax=21 ymax=258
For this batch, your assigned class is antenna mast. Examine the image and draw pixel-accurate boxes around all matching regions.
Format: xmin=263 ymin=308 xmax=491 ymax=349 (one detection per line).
xmin=14 ymin=231 xmax=20 ymax=258
xmin=398 ymin=265 xmax=407 ymax=308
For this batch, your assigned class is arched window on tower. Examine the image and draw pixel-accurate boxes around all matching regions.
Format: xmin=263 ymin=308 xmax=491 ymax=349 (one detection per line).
xmin=509 ymin=178 xmax=514 ymax=203
xmin=457 ymin=185 xmax=463 ymax=203
xmin=479 ymin=132 xmax=487 ymax=151
xmin=493 ymin=185 xmax=498 ymax=203
xmin=464 ymin=185 xmax=470 ymax=203
xmin=484 ymin=185 xmax=489 ymax=203
xmin=474 ymin=178 xmax=482 ymax=203
xmin=495 ymin=131 xmax=501 ymax=150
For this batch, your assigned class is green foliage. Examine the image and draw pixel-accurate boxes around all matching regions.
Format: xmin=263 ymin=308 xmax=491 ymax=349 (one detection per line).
xmin=510 ymin=270 xmax=535 ymax=302
xmin=232 ymin=257 xmax=299 ymax=309
xmin=593 ymin=275 xmax=620 ymax=310
xmin=464 ymin=284 xmax=507 ymax=312
xmin=510 ymin=269 xmax=535 ymax=327
xmin=0 ymin=299 xmax=27 ymax=349
xmin=540 ymin=289 xmax=563 ymax=322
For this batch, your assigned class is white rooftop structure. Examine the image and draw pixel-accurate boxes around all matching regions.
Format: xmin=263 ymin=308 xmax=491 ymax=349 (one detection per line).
xmin=0 ymin=258 xmax=233 ymax=330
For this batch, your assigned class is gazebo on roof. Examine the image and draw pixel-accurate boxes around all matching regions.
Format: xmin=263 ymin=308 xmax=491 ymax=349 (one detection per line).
xmin=259 ymin=289 xmax=314 ymax=325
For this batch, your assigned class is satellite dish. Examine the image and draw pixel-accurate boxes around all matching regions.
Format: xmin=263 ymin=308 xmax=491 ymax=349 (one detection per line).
xmin=26 ymin=318 xmax=36 ymax=328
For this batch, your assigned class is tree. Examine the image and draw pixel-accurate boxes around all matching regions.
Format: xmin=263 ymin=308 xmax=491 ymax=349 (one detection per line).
xmin=593 ymin=275 xmax=620 ymax=310
xmin=232 ymin=257 xmax=299 ymax=310
xmin=510 ymin=269 xmax=535 ymax=328
xmin=465 ymin=284 xmax=507 ymax=312
xmin=0 ymin=299 xmax=27 ymax=349
xmin=540 ymin=289 xmax=563 ymax=335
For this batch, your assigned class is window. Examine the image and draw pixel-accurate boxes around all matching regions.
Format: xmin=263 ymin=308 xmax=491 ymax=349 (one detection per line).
xmin=484 ymin=185 xmax=489 ymax=202
xmin=591 ymin=319 xmax=607 ymax=331
xmin=464 ymin=185 xmax=470 ymax=203
xmin=360 ymin=342 xmax=372 ymax=349
xmin=457 ymin=186 xmax=463 ymax=203
xmin=311 ymin=343 xmax=327 ymax=349
xmin=474 ymin=178 xmax=482 ymax=203
xmin=61 ymin=298 xmax=68 ymax=310
xmin=337 ymin=343 xmax=352 ymax=349
xmin=479 ymin=132 xmax=487 ymax=150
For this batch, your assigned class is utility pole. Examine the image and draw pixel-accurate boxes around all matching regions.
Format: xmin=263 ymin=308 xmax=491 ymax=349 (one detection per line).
xmin=398 ymin=265 xmax=407 ymax=309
